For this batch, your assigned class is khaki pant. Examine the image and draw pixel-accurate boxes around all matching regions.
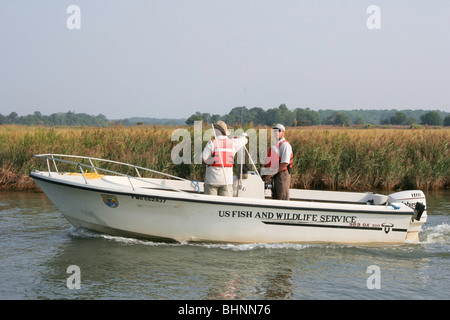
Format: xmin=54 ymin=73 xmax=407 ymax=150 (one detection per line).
xmin=204 ymin=183 xmax=233 ymax=196
xmin=272 ymin=170 xmax=290 ymax=200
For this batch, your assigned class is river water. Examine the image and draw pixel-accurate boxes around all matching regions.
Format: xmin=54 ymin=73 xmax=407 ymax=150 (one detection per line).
xmin=0 ymin=190 xmax=448 ymax=301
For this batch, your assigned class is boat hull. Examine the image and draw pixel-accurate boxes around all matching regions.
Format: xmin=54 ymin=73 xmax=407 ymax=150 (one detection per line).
xmin=30 ymin=171 xmax=422 ymax=244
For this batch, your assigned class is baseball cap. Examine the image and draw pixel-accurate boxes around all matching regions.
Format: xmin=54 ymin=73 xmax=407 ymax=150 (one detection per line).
xmin=272 ymin=123 xmax=285 ymax=132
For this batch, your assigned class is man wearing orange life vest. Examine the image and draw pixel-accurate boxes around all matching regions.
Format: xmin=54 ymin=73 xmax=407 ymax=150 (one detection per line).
xmin=202 ymin=121 xmax=248 ymax=196
xmin=263 ymin=123 xmax=293 ymax=200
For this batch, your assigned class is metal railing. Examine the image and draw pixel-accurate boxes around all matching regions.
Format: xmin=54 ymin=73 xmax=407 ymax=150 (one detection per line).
xmin=33 ymin=154 xmax=196 ymax=194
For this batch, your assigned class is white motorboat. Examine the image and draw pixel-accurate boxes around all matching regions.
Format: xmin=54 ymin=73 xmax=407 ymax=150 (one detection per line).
xmin=30 ymin=154 xmax=427 ymax=244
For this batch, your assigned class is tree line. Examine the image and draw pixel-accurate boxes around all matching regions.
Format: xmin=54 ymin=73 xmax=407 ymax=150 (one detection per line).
xmin=1 ymin=107 xmax=449 ymax=127
xmin=186 ymin=105 xmax=450 ymax=127
xmin=0 ymin=111 xmax=109 ymax=127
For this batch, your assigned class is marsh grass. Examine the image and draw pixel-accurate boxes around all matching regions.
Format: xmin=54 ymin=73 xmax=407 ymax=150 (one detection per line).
xmin=289 ymin=128 xmax=449 ymax=191
xmin=0 ymin=125 xmax=448 ymax=191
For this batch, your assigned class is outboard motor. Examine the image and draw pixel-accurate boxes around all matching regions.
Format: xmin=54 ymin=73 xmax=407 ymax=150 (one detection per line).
xmin=387 ymin=190 xmax=426 ymax=221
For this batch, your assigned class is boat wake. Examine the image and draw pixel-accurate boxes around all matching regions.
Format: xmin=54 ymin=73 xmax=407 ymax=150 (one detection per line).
xmin=67 ymin=227 xmax=311 ymax=251
xmin=194 ymin=242 xmax=312 ymax=251
xmin=68 ymin=227 xmax=170 ymax=246
xmin=421 ymin=222 xmax=450 ymax=244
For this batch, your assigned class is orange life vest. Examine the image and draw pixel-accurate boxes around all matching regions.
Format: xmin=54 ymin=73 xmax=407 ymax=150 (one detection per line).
xmin=209 ymin=137 xmax=234 ymax=167
xmin=265 ymin=139 xmax=293 ymax=172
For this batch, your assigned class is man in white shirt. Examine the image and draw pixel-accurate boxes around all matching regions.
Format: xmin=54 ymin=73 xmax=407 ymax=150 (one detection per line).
xmin=262 ymin=123 xmax=293 ymax=200
xmin=202 ymin=121 xmax=248 ymax=196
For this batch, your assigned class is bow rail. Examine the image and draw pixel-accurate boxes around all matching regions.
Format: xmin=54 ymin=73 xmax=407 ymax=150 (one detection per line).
xmin=33 ymin=154 xmax=196 ymax=193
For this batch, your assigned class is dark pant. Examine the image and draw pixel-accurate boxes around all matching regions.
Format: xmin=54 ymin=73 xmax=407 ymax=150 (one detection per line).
xmin=272 ymin=170 xmax=290 ymax=200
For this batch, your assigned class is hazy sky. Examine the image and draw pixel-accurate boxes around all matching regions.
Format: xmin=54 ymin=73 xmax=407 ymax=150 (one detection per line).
xmin=1 ymin=0 xmax=449 ymax=119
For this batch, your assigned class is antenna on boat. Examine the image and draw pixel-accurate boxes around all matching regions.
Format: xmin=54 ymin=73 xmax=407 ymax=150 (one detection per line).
xmin=238 ymin=106 xmax=262 ymax=184
xmin=238 ymin=106 xmax=245 ymax=195
xmin=212 ymin=124 xmax=231 ymax=196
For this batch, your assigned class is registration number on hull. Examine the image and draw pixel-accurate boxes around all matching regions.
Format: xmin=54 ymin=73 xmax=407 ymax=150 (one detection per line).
xmin=131 ymin=195 xmax=166 ymax=203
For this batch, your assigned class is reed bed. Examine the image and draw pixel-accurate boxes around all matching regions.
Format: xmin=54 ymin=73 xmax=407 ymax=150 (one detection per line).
xmin=0 ymin=125 xmax=448 ymax=192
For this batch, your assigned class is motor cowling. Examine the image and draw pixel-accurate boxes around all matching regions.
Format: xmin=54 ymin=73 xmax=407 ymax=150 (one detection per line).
xmin=387 ymin=190 xmax=426 ymax=221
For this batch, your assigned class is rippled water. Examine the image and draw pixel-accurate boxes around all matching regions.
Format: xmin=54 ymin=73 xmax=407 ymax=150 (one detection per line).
xmin=0 ymin=190 xmax=448 ymax=300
